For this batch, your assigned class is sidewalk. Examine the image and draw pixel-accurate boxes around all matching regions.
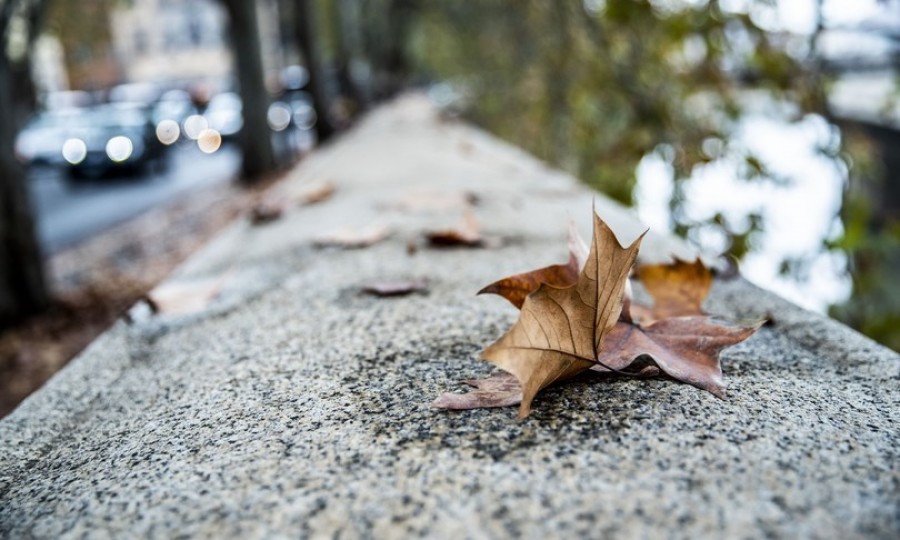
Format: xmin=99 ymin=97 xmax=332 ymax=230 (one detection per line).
xmin=1 ymin=95 xmax=897 ymax=539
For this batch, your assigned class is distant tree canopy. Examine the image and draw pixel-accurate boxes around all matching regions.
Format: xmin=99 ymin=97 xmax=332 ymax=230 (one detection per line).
xmin=44 ymin=0 xmax=116 ymax=89
xmin=407 ymin=1 xmax=826 ymax=249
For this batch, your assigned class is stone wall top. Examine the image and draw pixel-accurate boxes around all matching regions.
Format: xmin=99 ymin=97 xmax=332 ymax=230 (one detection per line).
xmin=2 ymin=96 xmax=897 ymax=539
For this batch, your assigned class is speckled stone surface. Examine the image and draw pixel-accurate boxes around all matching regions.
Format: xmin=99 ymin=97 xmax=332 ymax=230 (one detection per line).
xmin=2 ymin=96 xmax=898 ymax=539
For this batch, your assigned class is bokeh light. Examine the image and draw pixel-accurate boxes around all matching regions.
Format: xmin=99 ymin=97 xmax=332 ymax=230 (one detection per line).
xmin=183 ymin=114 xmax=208 ymax=140
xmin=61 ymin=138 xmax=87 ymax=165
xmin=197 ymin=129 xmax=222 ymax=154
xmin=292 ymin=103 xmax=316 ymax=130
xmin=156 ymin=119 xmax=180 ymax=145
xmin=267 ymin=102 xmax=292 ymax=132
xmin=106 ymin=136 xmax=134 ymax=162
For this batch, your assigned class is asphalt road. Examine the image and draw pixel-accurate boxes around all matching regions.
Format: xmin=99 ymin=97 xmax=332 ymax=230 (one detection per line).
xmin=28 ymin=143 xmax=240 ymax=254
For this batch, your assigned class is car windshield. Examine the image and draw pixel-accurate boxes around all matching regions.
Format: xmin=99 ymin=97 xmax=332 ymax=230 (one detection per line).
xmin=85 ymin=105 xmax=147 ymax=128
xmin=27 ymin=110 xmax=82 ymax=129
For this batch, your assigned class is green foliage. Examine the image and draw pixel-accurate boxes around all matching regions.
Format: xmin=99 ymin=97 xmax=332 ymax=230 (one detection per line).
xmin=410 ymin=0 xmax=820 ymax=213
xmin=827 ymin=129 xmax=900 ymax=350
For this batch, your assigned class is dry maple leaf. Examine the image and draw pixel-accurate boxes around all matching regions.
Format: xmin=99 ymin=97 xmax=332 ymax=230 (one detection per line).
xmin=481 ymin=211 xmax=644 ymax=418
xmin=435 ymin=221 xmax=763 ymax=415
xmin=478 ymin=221 xmax=588 ymax=309
xmin=595 ymin=316 xmax=763 ymax=397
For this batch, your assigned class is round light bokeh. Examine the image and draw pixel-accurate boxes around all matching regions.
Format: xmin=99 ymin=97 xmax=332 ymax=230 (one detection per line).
xmin=106 ymin=136 xmax=134 ymax=162
xmin=61 ymin=138 xmax=87 ymax=165
xmin=183 ymin=114 xmax=208 ymax=140
xmin=197 ymin=128 xmax=222 ymax=154
xmin=156 ymin=119 xmax=180 ymax=145
xmin=292 ymin=103 xmax=316 ymax=130
xmin=267 ymin=102 xmax=292 ymax=132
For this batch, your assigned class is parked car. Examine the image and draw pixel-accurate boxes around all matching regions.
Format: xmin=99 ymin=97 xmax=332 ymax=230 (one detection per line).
xmin=14 ymin=109 xmax=82 ymax=167
xmin=58 ymin=103 xmax=166 ymax=178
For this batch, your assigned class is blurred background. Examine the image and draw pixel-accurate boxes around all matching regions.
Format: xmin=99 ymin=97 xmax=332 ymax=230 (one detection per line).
xmin=1 ymin=0 xmax=898 ymax=415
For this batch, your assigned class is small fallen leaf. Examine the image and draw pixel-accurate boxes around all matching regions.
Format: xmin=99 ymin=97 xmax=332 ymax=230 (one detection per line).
xmin=426 ymin=211 xmax=483 ymax=247
xmin=144 ymin=274 xmax=231 ymax=316
xmin=481 ymin=211 xmax=644 ymax=418
xmin=248 ymin=181 xmax=335 ymax=226
xmin=296 ymin=181 xmax=336 ymax=205
xmin=361 ymin=278 xmax=429 ymax=297
xmin=249 ymin=199 xmax=284 ymax=225
xmin=629 ymin=258 xmax=712 ymax=324
xmin=432 ymin=371 xmax=522 ymax=410
xmin=314 ymin=222 xmax=390 ymax=249
xmin=478 ymin=221 xmax=588 ymax=309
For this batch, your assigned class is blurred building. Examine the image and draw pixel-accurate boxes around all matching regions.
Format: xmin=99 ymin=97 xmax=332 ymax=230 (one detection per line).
xmin=110 ymin=0 xmax=232 ymax=87
xmin=31 ymin=36 xmax=68 ymax=94
xmin=109 ymin=0 xmax=284 ymax=92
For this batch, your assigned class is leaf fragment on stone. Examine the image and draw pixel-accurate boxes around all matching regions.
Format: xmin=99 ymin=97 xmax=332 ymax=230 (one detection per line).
xmin=432 ymin=371 xmax=523 ymax=410
xmin=361 ymin=278 xmax=429 ymax=297
xmin=481 ymin=211 xmax=644 ymax=418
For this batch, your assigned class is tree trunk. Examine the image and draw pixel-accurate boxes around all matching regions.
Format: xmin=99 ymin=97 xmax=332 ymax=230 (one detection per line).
xmin=221 ymin=0 xmax=277 ymax=181
xmin=328 ymin=0 xmax=366 ymax=114
xmin=366 ymin=0 xmax=416 ymax=101
xmin=0 ymin=55 xmax=48 ymax=326
xmin=293 ymin=0 xmax=335 ymax=141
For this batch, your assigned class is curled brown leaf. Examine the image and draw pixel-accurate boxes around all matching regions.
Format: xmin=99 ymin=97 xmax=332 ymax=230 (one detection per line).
xmin=597 ymin=317 xmax=764 ymax=397
xmin=478 ymin=221 xmax=588 ymax=309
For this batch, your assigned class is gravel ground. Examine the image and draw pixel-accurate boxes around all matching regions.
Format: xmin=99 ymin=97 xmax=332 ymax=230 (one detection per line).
xmin=0 ymin=167 xmax=286 ymax=417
